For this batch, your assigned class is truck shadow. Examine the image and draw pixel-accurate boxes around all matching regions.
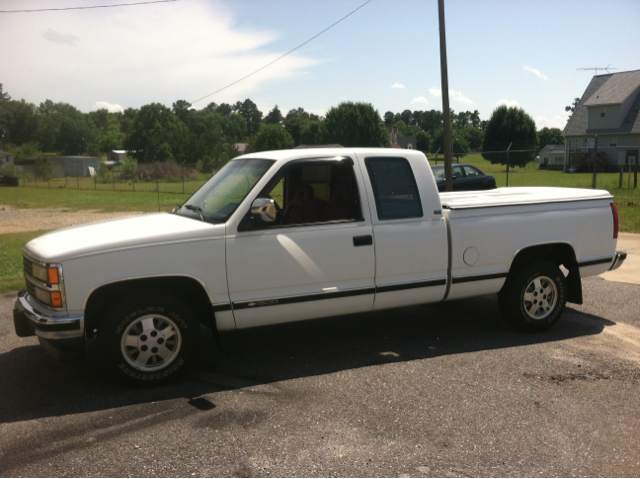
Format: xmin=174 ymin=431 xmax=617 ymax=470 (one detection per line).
xmin=0 ymin=294 xmax=613 ymax=425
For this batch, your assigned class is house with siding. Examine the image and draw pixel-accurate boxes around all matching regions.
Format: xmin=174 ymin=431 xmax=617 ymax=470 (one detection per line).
xmin=537 ymin=144 xmax=565 ymax=169
xmin=563 ymin=69 xmax=640 ymax=170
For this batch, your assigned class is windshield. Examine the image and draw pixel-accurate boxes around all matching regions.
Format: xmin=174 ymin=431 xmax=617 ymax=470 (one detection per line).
xmin=178 ymin=158 xmax=275 ymax=224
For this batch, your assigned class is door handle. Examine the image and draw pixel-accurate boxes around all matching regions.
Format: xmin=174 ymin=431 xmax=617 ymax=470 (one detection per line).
xmin=353 ymin=235 xmax=373 ymax=247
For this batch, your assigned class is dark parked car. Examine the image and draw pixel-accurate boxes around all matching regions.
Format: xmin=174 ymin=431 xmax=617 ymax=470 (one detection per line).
xmin=431 ymin=164 xmax=496 ymax=192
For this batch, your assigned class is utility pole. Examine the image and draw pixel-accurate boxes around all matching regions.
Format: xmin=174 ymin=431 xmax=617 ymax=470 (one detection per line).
xmin=506 ymin=143 xmax=512 ymax=187
xmin=438 ymin=0 xmax=453 ymax=192
xmin=592 ymin=134 xmax=598 ymax=189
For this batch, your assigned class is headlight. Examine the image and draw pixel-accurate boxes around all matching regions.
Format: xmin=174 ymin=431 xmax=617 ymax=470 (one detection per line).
xmin=30 ymin=263 xmax=60 ymax=284
xmin=34 ymin=286 xmax=63 ymax=308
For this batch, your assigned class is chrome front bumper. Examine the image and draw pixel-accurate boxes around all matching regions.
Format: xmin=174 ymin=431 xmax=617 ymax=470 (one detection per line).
xmin=13 ymin=291 xmax=83 ymax=342
xmin=609 ymin=251 xmax=627 ymax=271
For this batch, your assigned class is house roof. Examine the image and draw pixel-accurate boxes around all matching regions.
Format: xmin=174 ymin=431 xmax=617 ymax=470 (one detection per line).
xmin=583 ymin=70 xmax=640 ymax=106
xmin=397 ymin=136 xmax=416 ymax=149
xmin=564 ymin=69 xmax=640 ymax=137
xmin=539 ymin=144 xmax=565 ymax=154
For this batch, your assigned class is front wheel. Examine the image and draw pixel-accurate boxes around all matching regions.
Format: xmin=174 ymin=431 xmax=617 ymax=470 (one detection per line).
xmin=498 ymin=261 xmax=567 ymax=333
xmin=98 ymin=294 xmax=199 ymax=386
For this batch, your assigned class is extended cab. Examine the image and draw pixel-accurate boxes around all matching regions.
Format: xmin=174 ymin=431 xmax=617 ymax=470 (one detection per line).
xmin=13 ymin=148 xmax=626 ymax=385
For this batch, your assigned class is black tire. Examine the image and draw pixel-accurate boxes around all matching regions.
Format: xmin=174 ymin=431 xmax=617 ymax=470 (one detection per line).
xmin=498 ymin=261 xmax=567 ymax=333
xmin=98 ymin=294 xmax=200 ymax=386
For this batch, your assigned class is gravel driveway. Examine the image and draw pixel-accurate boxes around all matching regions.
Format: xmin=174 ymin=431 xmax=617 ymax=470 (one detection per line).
xmin=0 ymin=205 xmax=144 ymax=234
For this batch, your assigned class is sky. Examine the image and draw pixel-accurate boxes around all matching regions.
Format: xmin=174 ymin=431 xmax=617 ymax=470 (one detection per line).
xmin=1 ymin=0 xmax=639 ymax=130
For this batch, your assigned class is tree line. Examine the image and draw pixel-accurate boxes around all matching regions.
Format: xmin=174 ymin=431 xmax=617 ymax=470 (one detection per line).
xmin=0 ymin=83 xmax=564 ymax=169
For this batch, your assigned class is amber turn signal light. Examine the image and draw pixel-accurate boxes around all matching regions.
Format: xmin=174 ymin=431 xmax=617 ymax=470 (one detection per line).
xmin=50 ymin=291 xmax=63 ymax=308
xmin=48 ymin=267 xmax=60 ymax=284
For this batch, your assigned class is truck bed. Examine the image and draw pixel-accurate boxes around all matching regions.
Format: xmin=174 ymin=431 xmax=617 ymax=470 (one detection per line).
xmin=439 ymin=187 xmax=613 ymax=210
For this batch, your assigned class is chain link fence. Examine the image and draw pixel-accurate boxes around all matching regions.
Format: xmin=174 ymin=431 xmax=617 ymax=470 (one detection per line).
xmin=9 ymin=160 xmax=229 ymax=194
xmin=3 ymin=145 xmax=639 ymax=193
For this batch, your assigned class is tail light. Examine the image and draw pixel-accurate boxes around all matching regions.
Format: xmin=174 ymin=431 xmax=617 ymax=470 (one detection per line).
xmin=611 ymin=203 xmax=619 ymax=239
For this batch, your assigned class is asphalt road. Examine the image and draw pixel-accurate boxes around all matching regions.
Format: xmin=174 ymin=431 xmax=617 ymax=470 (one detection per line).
xmin=1 ymin=277 xmax=639 ymax=477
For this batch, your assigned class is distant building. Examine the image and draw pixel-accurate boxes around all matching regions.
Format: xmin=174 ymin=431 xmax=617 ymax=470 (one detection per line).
xmin=386 ymin=125 xmax=417 ymax=149
xmin=0 ymin=151 xmax=14 ymax=167
xmin=537 ymin=144 xmax=565 ymax=168
xmin=564 ymin=69 xmax=640 ymax=170
xmin=235 ymin=143 xmax=249 ymax=153
xmin=108 ymin=150 xmax=127 ymax=163
xmin=50 ymin=156 xmax=100 ymax=177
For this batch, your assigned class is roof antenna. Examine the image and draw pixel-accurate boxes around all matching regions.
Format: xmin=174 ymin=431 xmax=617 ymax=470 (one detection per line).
xmin=577 ymin=64 xmax=618 ymax=76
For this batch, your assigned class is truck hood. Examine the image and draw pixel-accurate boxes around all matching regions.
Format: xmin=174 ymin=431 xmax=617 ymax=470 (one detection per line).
xmin=24 ymin=213 xmax=225 ymax=262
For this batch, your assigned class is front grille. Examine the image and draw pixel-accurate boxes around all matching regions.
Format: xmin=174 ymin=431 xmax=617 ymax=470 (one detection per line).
xmin=23 ymin=255 xmax=34 ymax=278
xmin=26 ymin=281 xmax=37 ymax=297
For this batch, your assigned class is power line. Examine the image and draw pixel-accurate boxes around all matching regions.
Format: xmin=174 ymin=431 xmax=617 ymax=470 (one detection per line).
xmin=190 ymin=0 xmax=375 ymax=105
xmin=0 ymin=0 xmax=177 ymax=13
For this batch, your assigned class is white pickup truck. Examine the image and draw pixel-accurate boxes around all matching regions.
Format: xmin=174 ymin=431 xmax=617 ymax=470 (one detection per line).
xmin=14 ymin=148 xmax=626 ymax=386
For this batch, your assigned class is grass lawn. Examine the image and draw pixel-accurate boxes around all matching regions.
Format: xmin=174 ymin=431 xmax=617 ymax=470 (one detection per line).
xmin=0 ymin=186 xmax=191 ymax=213
xmin=0 ymin=231 xmax=50 ymax=294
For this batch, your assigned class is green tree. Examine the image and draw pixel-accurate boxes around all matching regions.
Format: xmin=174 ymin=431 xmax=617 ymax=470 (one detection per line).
xmin=383 ymin=111 xmax=395 ymax=125
xmin=233 ymin=99 xmax=263 ymax=136
xmin=459 ymin=125 xmax=484 ymax=151
xmin=300 ymin=120 xmax=327 ymax=145
xmin=431 ymin=127 xmax=469 ymax=159
xmin=537 ymin=127 xmax=564 ymax=150
xmin=252 ymin=124 xmax=294 ymax=152
xmin=125 ymin=103 xmax=189 ymax=163
xmin=401 ymin=124 xmax=430 ymax=152
xmin=36 ymin=100 xmax=98 ymax=154
xmin=481 ymin=105 xmax=537 ymax=167
xmin=99 ymin=116 xmax=125 ymax=152
xmin=324 ymin=102 xmax=388 ymax=148
xmin=565 ymin=98 xmax=580 ymax=113
xmin=0 ymin=99 xmax=38 ymax=145
xmin=221 ymin=113 xmax=247 ymax=142
xmin=0 ymin=84 xmax=10 ymax=103
xmin=172 ymin=100 xmax=193 ymax=124
xmin=264 ymin=105 xmax=284 ymax=125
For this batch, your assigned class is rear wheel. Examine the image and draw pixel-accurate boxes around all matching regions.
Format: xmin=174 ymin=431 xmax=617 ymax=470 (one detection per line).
xmin=498 ymin=261 xmax=567 ymax=333
xmin=98 ymin=294 xmax=199 ymax=386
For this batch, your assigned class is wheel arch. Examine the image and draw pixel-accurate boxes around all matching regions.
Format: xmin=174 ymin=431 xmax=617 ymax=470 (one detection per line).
xmin=504 ymin=242 xmax=582 ymax=304
xmin=84 ymin=275 xmax=218 ymax=339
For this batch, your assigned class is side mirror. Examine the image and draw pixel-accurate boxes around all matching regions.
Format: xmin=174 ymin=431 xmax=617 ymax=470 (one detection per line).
xmin=251 ymin=198 xmax=277 ymax=222
xmin=452 ymin=175 xmax=457 ymax=180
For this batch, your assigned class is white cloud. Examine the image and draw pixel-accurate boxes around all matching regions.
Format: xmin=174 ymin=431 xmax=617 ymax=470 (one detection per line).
xmin=428 ymin=87 xmax=474 ymax=105
xmin=534 ymin=113 xmax=570 ymax=129
xmin=497 ymin=99 xmax=520 ymax=108
xmin=93 ymin=101 xmax=124 ymax=113
xmin=411 ymin=96 xmax=429 ymax=105
xmin=42 ymin=28 xmax=79 ymax=46
xmin=1 ymin=1 xmax=318 ymax=111
xmin=523 ymin=65 xmax=549 ymax=80
xmin=391 ymin=83 xmax=405 ymax=89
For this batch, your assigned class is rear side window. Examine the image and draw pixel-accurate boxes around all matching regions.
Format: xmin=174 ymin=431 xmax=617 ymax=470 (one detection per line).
xmin=365 ymin=157 xmax=423 ymax=220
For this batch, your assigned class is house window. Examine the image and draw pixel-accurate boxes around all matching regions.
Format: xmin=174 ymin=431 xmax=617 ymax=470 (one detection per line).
xmin=587 ymin=139 xmax=595 ymax=149
xmin=600 ymin=107 xmax=606 ymax=118
xmin=610 ymin=137 xmax=617 ymax=147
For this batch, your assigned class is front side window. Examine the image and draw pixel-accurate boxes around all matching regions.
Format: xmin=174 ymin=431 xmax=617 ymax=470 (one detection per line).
xmin=463 ymin=165 xmax=479 ymax=177
xmin=365 ymin=157 xmax=422 ymax=220
xmin=177 ymin=158 xmax=275 ymax=224
xmin=240 ymin=158 xmax=363 ymax=230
